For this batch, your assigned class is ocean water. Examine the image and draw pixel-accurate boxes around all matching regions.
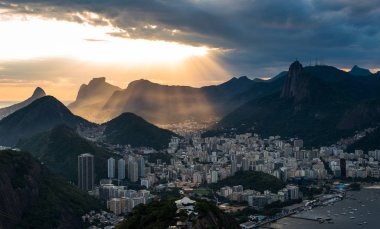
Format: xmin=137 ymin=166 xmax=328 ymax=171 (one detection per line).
xmin=0 ymin=102 xmax=17 ymax=108
xmin=264 ymin=188 xmax=380 ymax=229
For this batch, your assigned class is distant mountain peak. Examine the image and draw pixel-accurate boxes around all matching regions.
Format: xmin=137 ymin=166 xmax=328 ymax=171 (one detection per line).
xmin=88 ymin=77 xmax=106 ymax=85
xmin=349 ymin=65 xmax=371 ymax=76
xmin=0 ymin=87 xmax=47 ymax=119
xmin=281 ymin=60 xmax=303 ymax=98
xmin=239 ymin=76 xmax=249 ymax=80
xmin=0 ymin=95 xmax=92 ymax=146
xmin=31 ymin=87 xmax=46 ymax=98
xmin=127 ymin=79 xmax=157 ymax=89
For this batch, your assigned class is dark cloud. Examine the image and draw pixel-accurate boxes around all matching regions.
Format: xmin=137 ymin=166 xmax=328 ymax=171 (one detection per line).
xmin=1 ymin=0 xmax=380 ymax=76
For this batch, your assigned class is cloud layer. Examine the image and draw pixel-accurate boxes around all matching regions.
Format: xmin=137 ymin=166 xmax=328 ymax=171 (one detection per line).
xmin=0 ymin=0 xmax=379 ymax=98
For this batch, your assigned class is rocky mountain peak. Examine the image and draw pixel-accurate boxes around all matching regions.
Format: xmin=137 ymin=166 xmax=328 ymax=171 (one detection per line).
xmin=88 ymin=77 xmax=106 ymax=85
xmin=349 ymin=65 xmax=371 ymax=76
xmin=31 ymin=87 xmax=46 ymax=98
xmin=281 ymin=60 xmax=303 ymax=98
xmin=127 ymin=79 xmax=156 ymax=89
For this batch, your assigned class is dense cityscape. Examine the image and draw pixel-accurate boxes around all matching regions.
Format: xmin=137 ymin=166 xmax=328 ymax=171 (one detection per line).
xmin=72 ymin=127 xmax=380 ymax=228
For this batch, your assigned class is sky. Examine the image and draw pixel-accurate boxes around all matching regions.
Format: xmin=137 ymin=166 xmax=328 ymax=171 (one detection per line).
xmin=0 ymin=0 xmax=379 ymax=101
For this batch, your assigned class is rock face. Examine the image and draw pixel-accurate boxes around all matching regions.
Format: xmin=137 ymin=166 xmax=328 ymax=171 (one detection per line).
xmin=281 ymin=60 xmax=303 ymax=98
xmin=349 ymin=65 xmax=372 ymax=76
xmin=0 ymin=150 xmax=102 ymax=229
xmin=0 ymin=96 xmax=93 ymax=146
xmin=0 ymin=87 xmax=46 ymax=119
xmin=68 ymin=77 xmax=121 ymax=123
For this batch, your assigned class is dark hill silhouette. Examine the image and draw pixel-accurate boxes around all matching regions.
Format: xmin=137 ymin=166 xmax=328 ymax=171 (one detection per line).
xmin=17 ymin=124 xmax=116 ymax=183
xmin=0 ymin=87 xmax=46 ymax=119
xmin=211 ymin=61 xmax=380 ymax=146
xmin=0 ymin=149 xmax=102 ymax=229
xmin=0 ymin=96 xmax=93 ymax=146
xmin=102 ymin=112 xmax=177 ymax=150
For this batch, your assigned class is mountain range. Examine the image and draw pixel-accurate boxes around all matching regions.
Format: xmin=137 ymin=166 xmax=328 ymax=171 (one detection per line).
xmin=0 ymin=87 xmax=46 ymax=119
xmin=211 ymin=61 xmax=380 ymax=146
xmin=68 ymin=75 xmax=283 ymax=124
xmin=0 ymin=95 xmax=176 ymax=150
xmin=1 ymin=62 xmax=379 ymax=150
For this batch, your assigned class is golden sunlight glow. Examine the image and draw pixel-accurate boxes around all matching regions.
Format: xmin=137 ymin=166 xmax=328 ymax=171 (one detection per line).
xmin=0 ymin=14 xmax=208 ymax=64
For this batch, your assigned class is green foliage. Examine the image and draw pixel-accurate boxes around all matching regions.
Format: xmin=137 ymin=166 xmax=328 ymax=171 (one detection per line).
xmin=347 ymin=128 xmax=380 ymax=153
xmin=116 ymin=198 xmax=178 ymax=229
xmin=193 ymin=199 xmax=240 ymax=229
xmin=17 ymin=124 xmax=117 ymax=183
xmin=17 ymin=171 xmax=103 ymax=229
xmin=299 ymin=186 xmax=323 ymax=199
xmin=0 ymin=150 xmax=103 ymax=229
xmin=104 ymin=112 xmax=177 ymax=150
xmin=152 ymin=188 xmax=181 ymax=199
xmin=209 ymin=171 xmax=285 ymax=193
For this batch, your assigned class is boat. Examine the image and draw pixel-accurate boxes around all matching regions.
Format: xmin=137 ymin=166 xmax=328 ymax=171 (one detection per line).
xmin=350 ymin=216 xmax=356 ymax=219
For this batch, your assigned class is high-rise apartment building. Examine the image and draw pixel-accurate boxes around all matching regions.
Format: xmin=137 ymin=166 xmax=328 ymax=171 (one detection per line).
xmin=118 ymin=158 xmax=126 ymax=180
xmin=108 ymin=157 xmax=116 ymax=179
xmin=78 ymin=153 xmax=94 ymax=191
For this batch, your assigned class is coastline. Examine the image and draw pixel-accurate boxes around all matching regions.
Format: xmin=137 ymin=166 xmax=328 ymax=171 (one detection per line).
xmin=265 ymin=188 xmax=380 ymax=229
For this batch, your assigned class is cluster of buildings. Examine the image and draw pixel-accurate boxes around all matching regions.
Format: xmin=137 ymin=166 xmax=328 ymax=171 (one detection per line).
xmin=77 ymin=129 xmax=380 ymax=225
xmin=327 ymin=149 xmax=380 ymax=179
xmin=106 ymin=155 xmax=145 ymax=182
xmin=163 ymin=134 xmax=328 ymax=188
xmin=77 ymin=154 xmax=155 ymax=215
xmin=163 ymin=133 xmax=380 ymax=188
xmin=105 ymin=188 xmax=152 ymax=215
xmin=219 ymin=185 xmax=299 ymax=209
xmin=81 ymin=210 xmax=124 ymax=228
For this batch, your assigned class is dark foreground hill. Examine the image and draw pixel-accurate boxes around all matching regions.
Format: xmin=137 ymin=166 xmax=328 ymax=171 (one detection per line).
xmin=103 ymin=112 xmax=177 ymax=150
xmin=17 ymin=124 xmax=116 ymax=183
xmin=116 ymin=198 xmax=239 ymax=229
xmin=0 ymin=150 xmax=102 ymax=229
xmin=0 ymin=96 xmax=94 ymax=146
